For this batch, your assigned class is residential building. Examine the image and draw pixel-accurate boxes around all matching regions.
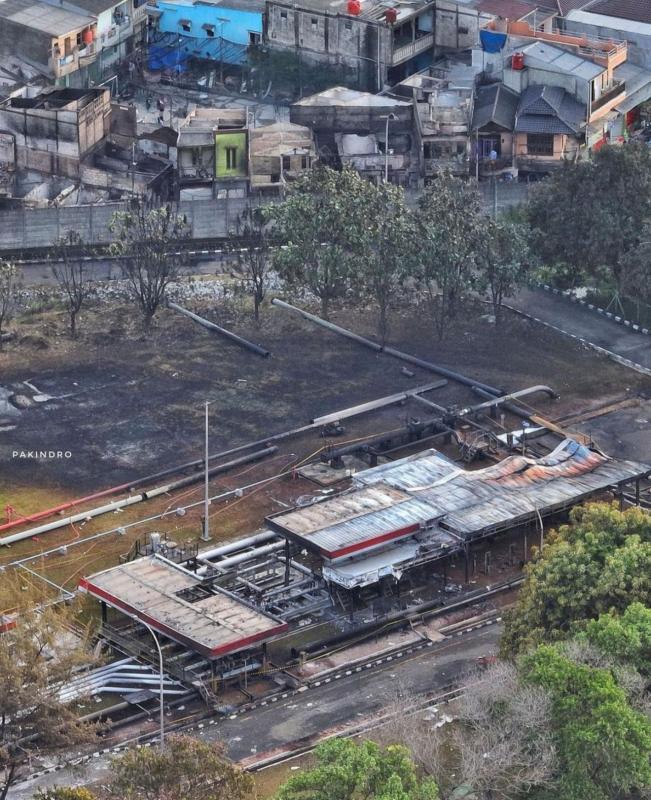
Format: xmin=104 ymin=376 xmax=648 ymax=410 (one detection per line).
xmin=68 ymin=0 xmax=147 ymax=82
xmin=290 ymin=86 xmax=415 ymax=184
xmin=176 ymin=106 xmax=248 ymax=196
xmin=0 ymin=86 xmax=110 ymax=177
xmin=0 ymin=0 xmax=98 ymax=83
xmin=249 ymin=121 xmax=316 ymax=190
xmin=264 ymin=0 xmax=482 ymax=92
xmin=391 ymin=57 xmax=479 ymax=177
xmin=561 ymin=0 xmax=651 ymax=129
xmin=513 ymin=83 xmax=585 ymax=170
xmin=146 ymin=0 xmax=262 ymax=73
xmin=470 ymin=81 xmax=518 ymax=175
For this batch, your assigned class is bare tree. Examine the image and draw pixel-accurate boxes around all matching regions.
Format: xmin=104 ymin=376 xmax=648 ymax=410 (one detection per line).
xmin=0 ymin=259 xmax=20 ymax=350
xmin=451 ymin=662 xmax=556 ymax=800
xmin=0 ymin=574 xmax=99 ymax=800
xmin=230 ymin=206 xmax=273 ymax=323
xmin=109 ymin=202 xmax=190 ymax=330
xmin=50 ymin=231 xmax=93 ymax=338
xmin=373 ymin=665 xmax=556 ymax=800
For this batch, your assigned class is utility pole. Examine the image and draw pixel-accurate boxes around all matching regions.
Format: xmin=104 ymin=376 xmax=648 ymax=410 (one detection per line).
xmin=202 ymin=400 xmax=212 ymax=541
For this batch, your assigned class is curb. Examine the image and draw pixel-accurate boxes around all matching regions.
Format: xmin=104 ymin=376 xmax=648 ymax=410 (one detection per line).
xmin=11 ymin=617 xmax=503 ymax=788
xmin=505 ymin=304 xmax=651 ymax=378
xmin=539 ymin=284 xmax=650 ymax=337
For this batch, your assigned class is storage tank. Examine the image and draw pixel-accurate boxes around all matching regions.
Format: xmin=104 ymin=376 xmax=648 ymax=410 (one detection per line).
xmin=511 ymin=52 xmax=525 ymax=70
xmin=347 ymin=0 xmax=361 ymax=15
xmin=385 ymin=7 xmax=398 ymax=23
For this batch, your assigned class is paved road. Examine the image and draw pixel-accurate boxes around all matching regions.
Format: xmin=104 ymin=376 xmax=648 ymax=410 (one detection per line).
xmin=509 ymin=288 xmax=650 ymax=371
xmin=7 ymin=625 xmax=499 ymax=798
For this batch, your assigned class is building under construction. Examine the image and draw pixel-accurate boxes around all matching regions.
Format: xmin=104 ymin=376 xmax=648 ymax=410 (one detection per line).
xmin=80 ymin=436 xmax=649 ymax=696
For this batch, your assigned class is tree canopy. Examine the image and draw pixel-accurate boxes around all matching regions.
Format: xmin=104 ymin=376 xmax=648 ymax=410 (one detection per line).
xmin=106 ymin=734 xmax=252 ymax=800
xmin=526 ymin=143 xmax=651 ymax=291
xmin=521 ymin=643 xmax=651 ymax=800
xmin=500 ymin=503 xmax=651 ymax=657
xmin=275 ymin=739 xmax=439 ymax=800
xmin=414 ymin=174 xmax=485 ymax=339
xmin=267 ymin=166 xmax=371 ymax=319
xmin=0 ymin=601 xmax=98 ymax=800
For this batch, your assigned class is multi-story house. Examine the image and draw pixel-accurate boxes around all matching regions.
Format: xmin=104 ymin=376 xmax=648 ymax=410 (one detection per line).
xmin=264 ymin=0 xmax=482 ymax=92
xmin=0 ymin=0 xmax=98 ymax=84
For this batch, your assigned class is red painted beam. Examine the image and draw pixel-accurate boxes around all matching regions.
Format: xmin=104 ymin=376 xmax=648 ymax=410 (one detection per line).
xmin=79 ymin=579 xmax=288 ymax=659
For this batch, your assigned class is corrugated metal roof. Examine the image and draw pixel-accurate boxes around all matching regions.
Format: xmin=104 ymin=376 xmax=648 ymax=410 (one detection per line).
xmin=269 ymin=440 xmax=648 ymax=560
xmin=0 ymin=0 xmax=94 ymax=34
xmin=80 ymin=555 xmax=287 ymax=657
xmin=520 ymin=40 xmax=604 ymax=80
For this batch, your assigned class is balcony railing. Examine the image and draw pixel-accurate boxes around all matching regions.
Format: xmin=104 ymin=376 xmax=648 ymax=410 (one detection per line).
xmin=391 ymin=32 xmax=434 ymax=66
xmin=591 ymin=80 xmax=626 ymax=113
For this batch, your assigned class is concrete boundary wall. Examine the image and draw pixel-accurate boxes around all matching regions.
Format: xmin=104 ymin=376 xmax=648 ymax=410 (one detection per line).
xmin=0 ymin=182 xmax=530 ymax=251
xmin=0 ymin=198 xmax=254 ymax=250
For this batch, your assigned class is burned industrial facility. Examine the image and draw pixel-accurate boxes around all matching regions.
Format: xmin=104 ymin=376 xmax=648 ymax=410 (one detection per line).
xmin=80 ymin=436 xmax=649 ymax=699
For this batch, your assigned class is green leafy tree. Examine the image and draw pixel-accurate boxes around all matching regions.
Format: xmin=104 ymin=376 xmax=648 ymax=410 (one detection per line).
xmin=414 ymin=173 xmax=485 ymax=339
xmin=580 ymin=601 xmax=651 ymax=676
xmin=109 ymin=202 xmax=190 ymax=330
xmin=267 ymin=166 xmax=370 ymax=319
xmin=34 ymin=789 xmax=97 ymax=800
xmin=500 ymin=503 xmax=651 ymax=657
xmin=50 ymin=231 xmax=93 ymax=338
xmin=357 ymin=181 xmax=416 ymax=342
xmin=526 ymin=143 xmax=651 ymax=291
xmin=478 ymin=218 xmax=531 ymax=324
xmin=521 ymin=644 xmax=651 ymax=800
xmin=106 ymin=734 xmax=252 ymax=800
xmin=0 ymin=259 xmax=21 ymax=350
xmin=275 ymin=739 xmax=439 ymax=800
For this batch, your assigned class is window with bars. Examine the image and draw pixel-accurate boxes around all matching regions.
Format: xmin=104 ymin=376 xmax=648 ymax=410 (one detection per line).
xmin=526 ymin=133 xmax=554 ymax=156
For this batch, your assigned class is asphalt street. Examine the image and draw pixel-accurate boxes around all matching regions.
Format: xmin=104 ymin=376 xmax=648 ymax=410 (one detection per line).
xmin=509 ymin=288 xmax=651 ymax=370
xmin=7 ymin=624 xmax=500 ymax=799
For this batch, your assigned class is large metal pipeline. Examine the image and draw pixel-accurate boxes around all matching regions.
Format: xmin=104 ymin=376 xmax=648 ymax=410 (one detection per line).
xmin=168 ymin=302 xmax=270 ymax=357
xmin=0 ymin=446 xmax=278 ymax=547
xmin=470 ymin=386 xmax=534 ymax=419
xmin=310 ymin=380 xmax=447 ymax=426
xmin=272 ymin=298 xmax=383 ymax=352
xmin=459 ymin=385 xmax=558 ymax=417
xmin=271 ymin=298 xmax=502 ymax=396
xmin=197 ymin=530 xmax=278 ymax=561
xmin=197 ymin=541 xmax=285 ymax=574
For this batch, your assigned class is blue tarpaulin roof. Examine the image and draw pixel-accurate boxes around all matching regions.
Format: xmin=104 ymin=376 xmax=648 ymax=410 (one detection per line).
xmin=148 ymin=32 xmax=247 ymax=71
xmin=480 ymin=29 xmax=508 ymax=52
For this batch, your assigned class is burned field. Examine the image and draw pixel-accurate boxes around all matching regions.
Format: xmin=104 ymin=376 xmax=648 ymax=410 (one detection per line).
xmin=1 ymin=296 xmax=649 ymax=495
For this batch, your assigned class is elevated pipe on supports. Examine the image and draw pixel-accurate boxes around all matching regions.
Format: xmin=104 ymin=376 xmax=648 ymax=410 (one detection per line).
xmin=0 ymin=447 xmax=278 ymax=547
xmin=459 ymin=385 xmax=558 ymax=417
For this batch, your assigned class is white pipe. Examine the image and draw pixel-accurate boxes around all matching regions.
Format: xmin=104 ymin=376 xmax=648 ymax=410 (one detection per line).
xmin=197 ymin=530 xmax=277 ymax=561
xmin=197 ymin=541 xmax=285 ymax=574
xmin=0 ymin=494 xmax=146 ymax=546
xmin=311 ymin=380 xmax=448 ymax=426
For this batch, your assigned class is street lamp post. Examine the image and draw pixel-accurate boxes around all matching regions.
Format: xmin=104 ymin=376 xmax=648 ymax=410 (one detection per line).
xmin=201 ymin=400 xmax=212 ymax=542
xmin=380 ymin=113 xmax=396 ymax=183
xmin=128 ymin=615 xmax=165 ymax=746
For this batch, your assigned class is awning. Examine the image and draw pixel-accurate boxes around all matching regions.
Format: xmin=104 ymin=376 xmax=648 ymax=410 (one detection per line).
xmin=178 ymin=17 xmax=191 ymax=26
xmin=615 ymin=84 xmax=651 ymax=114
xmin=201 ymin=22 xmax=215 ymax=31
